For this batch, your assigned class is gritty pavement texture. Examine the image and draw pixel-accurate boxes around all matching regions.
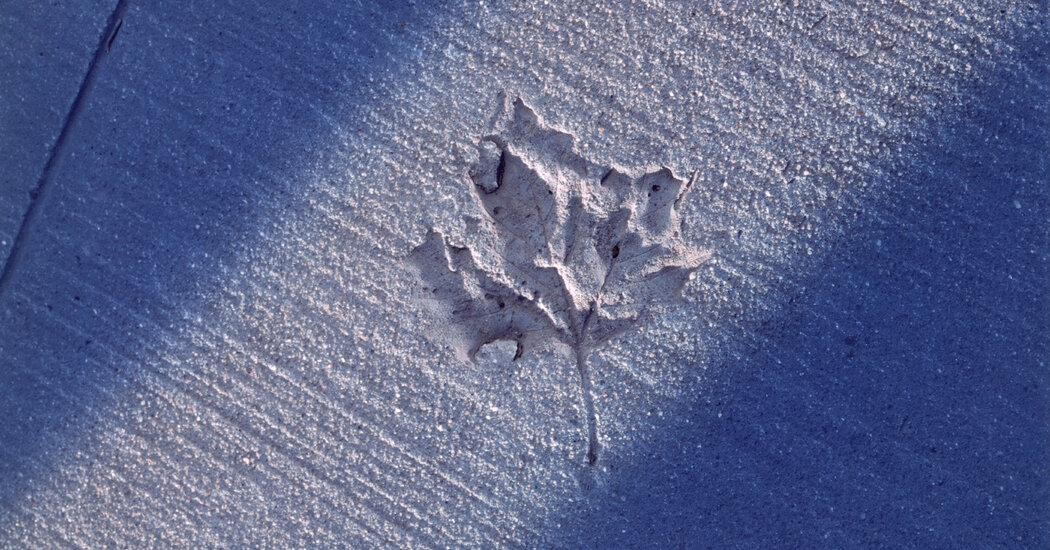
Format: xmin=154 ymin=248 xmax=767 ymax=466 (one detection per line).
xmin=0 ymin=1 xmax=111 ymax=270
xmin=0 ymin=1 xmax=1047 ymax=548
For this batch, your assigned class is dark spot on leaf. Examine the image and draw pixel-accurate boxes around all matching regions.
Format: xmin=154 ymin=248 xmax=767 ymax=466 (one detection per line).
xmin=611 ymin=244 xmax=620 ymax=259
xmin=651 ymin=184 xmax=661 ymax=192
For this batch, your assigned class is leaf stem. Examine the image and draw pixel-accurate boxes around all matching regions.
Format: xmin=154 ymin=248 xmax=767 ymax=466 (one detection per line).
xmin=576 ymin=345 xmax=599 ymax=466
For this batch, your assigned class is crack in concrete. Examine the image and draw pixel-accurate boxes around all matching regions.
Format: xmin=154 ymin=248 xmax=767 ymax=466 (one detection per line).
xmin=0 ymin=0 xmax=132 ymax=297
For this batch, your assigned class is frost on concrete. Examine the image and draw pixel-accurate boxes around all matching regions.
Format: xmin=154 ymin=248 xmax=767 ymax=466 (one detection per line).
xmin=410 ymin=96 xmax=710 ymax=466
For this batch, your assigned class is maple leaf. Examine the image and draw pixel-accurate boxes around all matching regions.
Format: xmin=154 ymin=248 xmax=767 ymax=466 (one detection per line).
xmin=410 ymin=97 xmax=710 ymax=466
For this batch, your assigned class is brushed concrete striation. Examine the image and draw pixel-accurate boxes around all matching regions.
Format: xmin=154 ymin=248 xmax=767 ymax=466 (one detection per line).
xmin=0 ymin=0 xmax=1046 ymax=547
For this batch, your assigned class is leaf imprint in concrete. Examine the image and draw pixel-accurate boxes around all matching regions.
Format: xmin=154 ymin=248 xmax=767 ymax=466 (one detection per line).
xmin=410 ymin=97 xmax=710 ymax=466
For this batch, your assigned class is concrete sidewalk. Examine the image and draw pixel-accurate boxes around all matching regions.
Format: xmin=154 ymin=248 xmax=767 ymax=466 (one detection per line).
xmin=1 ymin=1 xmax=1046 ymax=547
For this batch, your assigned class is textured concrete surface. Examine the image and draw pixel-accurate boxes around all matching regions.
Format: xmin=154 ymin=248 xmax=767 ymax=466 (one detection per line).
xmin=0 ymin=1 xmax=112 ymax=270
xmin=1 ymin=0 xmax=1046 ymax=548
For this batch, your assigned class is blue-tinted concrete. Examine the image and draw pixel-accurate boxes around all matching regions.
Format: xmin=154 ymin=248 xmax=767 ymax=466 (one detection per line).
xmin=561 ymin=29 xmax=1048 ymax=548
xmin=0 ymin=1 xmax=111 ymax=268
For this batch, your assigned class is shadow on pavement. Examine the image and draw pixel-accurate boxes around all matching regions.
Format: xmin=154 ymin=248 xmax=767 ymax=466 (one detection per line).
xmin=0 ymin=0 xmax=450 ymax=515
xmin=0 ymin=3 xmax=1044 ymax=547
xmin=559 ymin=20 xmax=1047 ymax=549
